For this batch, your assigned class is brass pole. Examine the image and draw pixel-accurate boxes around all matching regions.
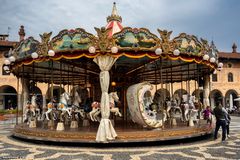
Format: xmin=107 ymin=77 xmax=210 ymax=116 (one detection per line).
xmin=21 ymin=65 xmax=24 ymax=123
xmin=170 ymin=61 xmax=173 ymax=98
xmin=16 ymin=77 xmax=19 ymax=125
xmin=51 ymin=60 xmax=54 ymax=99
xmin=60 ymin=62 xmax=62 ymax=94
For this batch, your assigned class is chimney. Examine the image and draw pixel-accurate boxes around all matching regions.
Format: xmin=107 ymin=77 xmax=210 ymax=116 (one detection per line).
xmin=232 ymin=43 xmax=237 ymax=53
xmin=18 ymin=25 xmax=25 ymax=41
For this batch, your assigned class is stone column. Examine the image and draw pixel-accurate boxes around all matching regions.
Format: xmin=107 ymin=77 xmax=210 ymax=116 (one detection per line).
xmin=222 ymin=96 xmax=226 ymax=108
xmin=210 ymin=97 xmax=215 ymax=108
xmin=203 ymin=74 xmax=210 ymax=108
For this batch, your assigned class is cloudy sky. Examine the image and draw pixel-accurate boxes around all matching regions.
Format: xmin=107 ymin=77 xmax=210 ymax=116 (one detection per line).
xmin=0 ymin=0 xmax=239 ymax=52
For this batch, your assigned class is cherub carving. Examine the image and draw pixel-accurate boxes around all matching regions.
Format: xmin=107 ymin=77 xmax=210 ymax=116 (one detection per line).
xmin=38 ymin=32 xmax=52 ymax=55
xmin=157 ymin=29 xmax=173 ymax=53
xmin=200 ymin=38 xmax=209 ymax=49
xmin=157 ymin=29 xmax=172 ymax=43
xmin=94 ymin=27 xmax=111 ymax=52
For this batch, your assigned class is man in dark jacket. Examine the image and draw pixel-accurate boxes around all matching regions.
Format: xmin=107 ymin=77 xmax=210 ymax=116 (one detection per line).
xmin=213 ymin=101 xmax=227 ymax=141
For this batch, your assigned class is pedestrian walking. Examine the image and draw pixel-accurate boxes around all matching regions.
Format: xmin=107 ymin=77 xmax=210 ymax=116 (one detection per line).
xmin=213 ymin=101 xmax=228 ymax=141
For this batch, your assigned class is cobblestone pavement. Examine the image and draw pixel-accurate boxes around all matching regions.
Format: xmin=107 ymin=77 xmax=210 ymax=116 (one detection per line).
xmin=0 ymin=116 xmax=239 ymax=160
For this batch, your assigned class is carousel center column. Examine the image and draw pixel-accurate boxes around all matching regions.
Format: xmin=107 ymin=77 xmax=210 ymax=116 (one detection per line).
xmin=94 ymin=55 xmax=118 ymax=142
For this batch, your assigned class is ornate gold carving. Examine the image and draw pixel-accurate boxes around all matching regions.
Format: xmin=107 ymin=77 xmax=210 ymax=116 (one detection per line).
xmin=38 ymin=32 xmax=52 ymax=55
xmin=200 ymin=38 xmax=210 ymax=53
xmin=157 ymin=29 xmax=175 ymax=53
xmin=94 ymin=27 xmax=113 ymax=53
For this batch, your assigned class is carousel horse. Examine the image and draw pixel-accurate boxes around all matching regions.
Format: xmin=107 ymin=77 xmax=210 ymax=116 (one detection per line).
xmin=180 ymin=96 xmax=198 ymax=122
xmin=165 ymin=99 xmax=172 ymax=118
xmin=142 ymin=93 xmax=167 ymax=127
xmin=194 ymin=100 xmax=204 ymax=119
xmin=188 ymin=96 xmax=199 ymax=123
xmin=23 ymin=101 xmax=35 ymax=123
xmin=42 ymin=100 xmax=57 ymax=121
xmin=31 ymin=94 xmax=41 ymax=120
xmin=165 ymin=98 xmax=182 ymax=119
xmin=58 ymin=92 xmax=71 ymax=122
xmin=89 ymin=92 xmax=122 ymax=122
xmin=71 ymin=88 xmax=85 ymax=120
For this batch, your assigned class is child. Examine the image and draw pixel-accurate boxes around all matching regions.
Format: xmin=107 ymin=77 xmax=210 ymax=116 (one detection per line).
xmin=203 ymin=106 xmax=212 ymax=124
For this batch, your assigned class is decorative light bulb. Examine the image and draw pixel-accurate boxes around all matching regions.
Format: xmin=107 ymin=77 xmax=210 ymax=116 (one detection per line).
xmin=111 ymin=46 xmax=118 ymax=53
xmin=88 ymin=46 xmax=96 ymax=53
xmin=210 ymin=57 xmax=216 ymax=63
xmin=155 ymin=48 xmax=162 ymax=55
xmin=218 ymin=62 xmax=223 ymax=68
xmin=48 ymin=50 xmax=55 ymax=56
xmin=203 ymin=54 xmax=209 ymax=61
xmin=111 ymin=81 xmax=116 ymax=86
xmin=173 ymin=49 xmax=180 ymax=56
xmin=31 ymin=52 xmax=38 ymax=59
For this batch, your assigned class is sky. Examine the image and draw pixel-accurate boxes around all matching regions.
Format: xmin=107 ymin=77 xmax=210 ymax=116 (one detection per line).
xmin=0 ymin=0 xmax=239 ymax=52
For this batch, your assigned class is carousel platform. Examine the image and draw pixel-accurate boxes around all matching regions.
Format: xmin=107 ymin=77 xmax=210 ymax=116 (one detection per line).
xmin=12 ymin=120 xmax=214 ymax=144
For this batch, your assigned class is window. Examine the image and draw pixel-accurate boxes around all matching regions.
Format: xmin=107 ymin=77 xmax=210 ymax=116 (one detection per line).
xmin=227 ymin=63 xmax=232 ymax=68
xmin=212 ymin=74 xmax=217 ymax=82
xmin=228 ymin=73 xmax=233 ymax=82
xmin=2 ymin=65 xmax=10 ymax=75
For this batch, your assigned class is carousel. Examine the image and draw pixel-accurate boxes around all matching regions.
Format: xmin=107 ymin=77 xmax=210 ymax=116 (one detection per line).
xmin=3 ymin=3 xmax=223 ymax=143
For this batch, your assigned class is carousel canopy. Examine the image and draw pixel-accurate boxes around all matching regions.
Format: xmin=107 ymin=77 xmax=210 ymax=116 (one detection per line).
xmin=4 ymin=3 xmax=221 ymax=86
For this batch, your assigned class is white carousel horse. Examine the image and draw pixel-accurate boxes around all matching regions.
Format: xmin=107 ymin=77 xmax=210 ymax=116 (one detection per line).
xmin=42 ymin=101 xmax=56 ymax=121
xmin=180 ymin=95 xmax=198 ymax=122
xmin=58 ymin=92 xmax=71 ymax=122
xmin=89 ymin=92 xmax=122 ymax=122
xmin=71 ymin=89 xmax=85 ymax=120
xmin=31 ymin=94 xmax=41 ymax=120
xmin=165 ymin=98 xmax=182 ymax=119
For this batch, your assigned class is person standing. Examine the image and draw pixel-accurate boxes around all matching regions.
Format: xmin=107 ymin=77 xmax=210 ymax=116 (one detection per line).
xmin=213 ymin=101 xmax=227 ymax=141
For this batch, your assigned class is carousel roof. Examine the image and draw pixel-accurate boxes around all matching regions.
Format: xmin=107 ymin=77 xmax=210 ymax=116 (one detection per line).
xmin=3 ymin=3 xmax=222 ymax=86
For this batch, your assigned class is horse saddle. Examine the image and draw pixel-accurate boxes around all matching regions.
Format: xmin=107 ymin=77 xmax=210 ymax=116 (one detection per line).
xmin=47 ymin=103 xmax=53 ymax=109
